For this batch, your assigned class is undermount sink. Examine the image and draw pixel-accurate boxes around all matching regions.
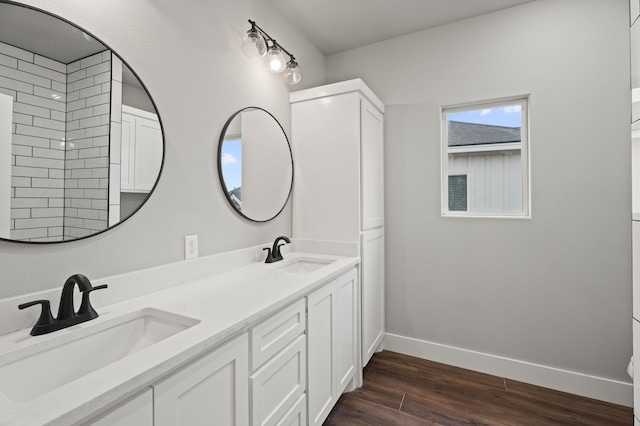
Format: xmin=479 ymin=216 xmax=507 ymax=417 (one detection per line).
xmin=276 ymin=257 xmax=336 ymax=274
xmin=0 ymin=308 xmax=199 ymax=403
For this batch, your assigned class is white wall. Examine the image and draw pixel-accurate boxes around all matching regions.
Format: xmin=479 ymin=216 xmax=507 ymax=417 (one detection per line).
xmin=0 ymin=0 xmax=325 ymax=298
xmin=327 ymin=0 xmax=632 ymax=390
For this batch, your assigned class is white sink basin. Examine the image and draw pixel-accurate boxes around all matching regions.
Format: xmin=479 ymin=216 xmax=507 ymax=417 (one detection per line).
xmin=276 ymin=257 xmax=336 ymax=274
xmin=0 ymin=308 xmax=199 ymax=402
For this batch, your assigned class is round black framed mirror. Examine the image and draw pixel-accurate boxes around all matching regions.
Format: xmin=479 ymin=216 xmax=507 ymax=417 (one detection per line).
xmin=0 ymin=1 xmax=164 ymax=243
xmin=218 ymin=107 xmax=293 ymax=222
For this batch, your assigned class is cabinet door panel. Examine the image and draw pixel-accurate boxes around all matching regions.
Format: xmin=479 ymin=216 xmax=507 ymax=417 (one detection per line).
xmin=634 ymin=319 xmax=640 ymax=419
xmin=291 ymin=93 xmax=361 ymax=242
xmin=335 ymin=268 xmax=357 ymax=394
xmin=307 ymin=282 xmax=336 ymax=426
xmin=634 ymin=222 xmax=640 ymax=318
xmin=120 ymin=106 xmax=162 ymax=193
xmin=250 ymin=335 xmax=306 ymax=426
xmin=361 ymin=98 xmax=384 ymax=230
xmin=133 ymin=117 xmax=162 ymax=191
xmin=153 ymin=334 xmax=249 ymax=426
xmin=362 ymin=228 xmax=385 ymax=366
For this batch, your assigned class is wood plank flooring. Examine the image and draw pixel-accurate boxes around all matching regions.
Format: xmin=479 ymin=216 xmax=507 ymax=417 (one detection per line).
xmin=324 ymin=351 xmax=632 ymax=425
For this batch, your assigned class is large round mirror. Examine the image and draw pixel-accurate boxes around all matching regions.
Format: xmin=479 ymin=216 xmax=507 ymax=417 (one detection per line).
xmin=0 ymin=1 xmax=164 ymax=243
xmin=218 ymin=107 xmax=293 ymax=222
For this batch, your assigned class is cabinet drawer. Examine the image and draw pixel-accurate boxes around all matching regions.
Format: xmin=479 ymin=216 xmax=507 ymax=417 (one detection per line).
xmin=276 ymin=394 xmax=306 ymax=426
xmin=250 ymin=335 xmax=306 ymax=426
xmin=250 ymin=299 xmax=305 ymax=371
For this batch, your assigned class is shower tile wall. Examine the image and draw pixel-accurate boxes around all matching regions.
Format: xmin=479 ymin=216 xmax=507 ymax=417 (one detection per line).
xmin=64 ymin=51 xmax=111 ymax=240
xmin=0 ymin=41 xmax=111 ymax=241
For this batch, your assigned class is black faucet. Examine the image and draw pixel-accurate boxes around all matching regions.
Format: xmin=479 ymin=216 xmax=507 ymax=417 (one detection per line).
xmin=18 ymin=274 xmax=107 ymax=336
xmin=264 ymin=236 xmax=291 ymax=263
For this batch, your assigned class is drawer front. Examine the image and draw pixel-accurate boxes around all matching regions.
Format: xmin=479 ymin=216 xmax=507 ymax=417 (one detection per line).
xmin=250 ymin=335 xmax=306 ymax=426
xmin=275 ymin=394 xmax=306 ymax=426
xmin=250 ymin=299 xmax=306 ymax=371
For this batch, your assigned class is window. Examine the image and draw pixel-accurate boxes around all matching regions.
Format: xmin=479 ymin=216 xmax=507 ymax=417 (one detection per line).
xmin=442 ymin=97 xmax=529 ymax=217
xmin=448 ymin=174 xmax=468 ymax=211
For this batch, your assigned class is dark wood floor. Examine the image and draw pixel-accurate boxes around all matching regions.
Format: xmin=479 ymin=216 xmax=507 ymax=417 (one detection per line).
xmin=324 ymin=351 xmax=632 ymax=426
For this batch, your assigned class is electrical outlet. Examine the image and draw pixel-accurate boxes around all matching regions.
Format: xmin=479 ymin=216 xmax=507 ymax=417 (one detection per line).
xmin=184 ymin=235 xmax=198 ymax=260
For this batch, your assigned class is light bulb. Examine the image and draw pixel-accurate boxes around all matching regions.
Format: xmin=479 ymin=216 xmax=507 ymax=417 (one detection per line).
xmin=241 ymin=29 xmax=266 ymax=58
xmin=282 ymin=60 xmax=302 ymax=85
xmin=266 ymin=45 xmax=286 ymax=73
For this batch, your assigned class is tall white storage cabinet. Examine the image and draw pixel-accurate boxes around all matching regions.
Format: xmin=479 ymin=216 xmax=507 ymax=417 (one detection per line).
xmin=291 ymin=79 xmax=385 ymax=367
xmin=632 ymin=1 xmax=640 ymax=423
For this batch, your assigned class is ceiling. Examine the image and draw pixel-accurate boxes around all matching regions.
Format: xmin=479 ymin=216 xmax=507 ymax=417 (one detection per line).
xmin=268 ymin=0 xmax=537 ymax=56
xmin=0 ymin=2 xmax=106 ymax=64
xmin=0 ymin=2 xmax=142 ymax=88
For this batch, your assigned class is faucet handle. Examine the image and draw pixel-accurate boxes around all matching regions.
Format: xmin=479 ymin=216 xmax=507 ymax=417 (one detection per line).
xmin=18 ymin=300 xmax=55 ymax=336
xmin=77 ymin=284 xmax=108 ymax=319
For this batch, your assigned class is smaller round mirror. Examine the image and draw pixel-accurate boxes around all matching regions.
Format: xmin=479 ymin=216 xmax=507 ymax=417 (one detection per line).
xmin=218 ymin=107 xmax=293 ymax=222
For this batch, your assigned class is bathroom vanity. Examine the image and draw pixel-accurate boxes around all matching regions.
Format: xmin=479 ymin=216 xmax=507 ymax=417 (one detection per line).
xmin=0 ymin=248 xmax=360 ymax=426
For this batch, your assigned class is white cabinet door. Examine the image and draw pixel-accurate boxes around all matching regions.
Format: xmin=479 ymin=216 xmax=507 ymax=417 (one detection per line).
xmin=250 ymin=335 xmax=306 ymax=426
xmin=86 ymin=388 xmax=153 ymax=426
xmin=307 ymin=282 xmax=337 ymax=426
xmin=335 ymin=268 xmax=357 ymax=394
xmin=133 ymin=117 xmax=162 ymax=191
xmin=153 ymin=333 xmax=249 ymax=426
xmin=307 ymin=268 xmax=358 ymax=426
xmin=362 ymin=228 xmax=385 ymax=367
xmin=634 ymin=222 xmax=640 ymax=318
xmin=635 ymin=319 xmax=640 ymax=420
xmin=120 ymin=106 xmax=162 ymax=193
xmin=360 ymin=97 xmax=384 ymax=231
xmin=291 ymin=92 xmax=361 ymax=243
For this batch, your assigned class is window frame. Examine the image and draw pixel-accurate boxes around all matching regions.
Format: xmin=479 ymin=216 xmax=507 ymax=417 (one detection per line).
xmin=441 ymin=96 xmax=530 ymax=218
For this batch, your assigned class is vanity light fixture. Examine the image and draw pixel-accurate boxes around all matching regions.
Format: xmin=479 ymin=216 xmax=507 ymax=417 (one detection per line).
xmin=241 ymin=19 xmax=302 ymax=85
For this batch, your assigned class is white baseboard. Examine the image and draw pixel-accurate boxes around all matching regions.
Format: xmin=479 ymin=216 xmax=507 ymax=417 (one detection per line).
xmin=383 ymin=333 xmax=633 ymax=407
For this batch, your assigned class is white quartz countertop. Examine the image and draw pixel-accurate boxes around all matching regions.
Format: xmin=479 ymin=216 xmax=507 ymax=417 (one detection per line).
xmin=0 ymin=252 xmax=359 ymax=426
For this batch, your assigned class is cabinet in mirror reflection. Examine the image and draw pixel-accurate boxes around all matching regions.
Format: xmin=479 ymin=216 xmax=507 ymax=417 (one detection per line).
xmin=0 ymin=1 xmax=164 ymax=243
xmin=218 ymin=107 xmax=293 ymax=222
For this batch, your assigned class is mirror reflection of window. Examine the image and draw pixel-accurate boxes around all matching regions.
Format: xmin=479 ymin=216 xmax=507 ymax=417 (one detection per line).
xmin=221 ymin=138 xmax=243 ymax=210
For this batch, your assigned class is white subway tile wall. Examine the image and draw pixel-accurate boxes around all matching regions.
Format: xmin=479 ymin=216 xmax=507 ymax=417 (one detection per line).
xmin=0 ymin=41 xmax=112 ymax=241
xmin=108 ymin=56 xmax=122 ymax=227
xmin=64 ymin=50 xmax=111 ymax=239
